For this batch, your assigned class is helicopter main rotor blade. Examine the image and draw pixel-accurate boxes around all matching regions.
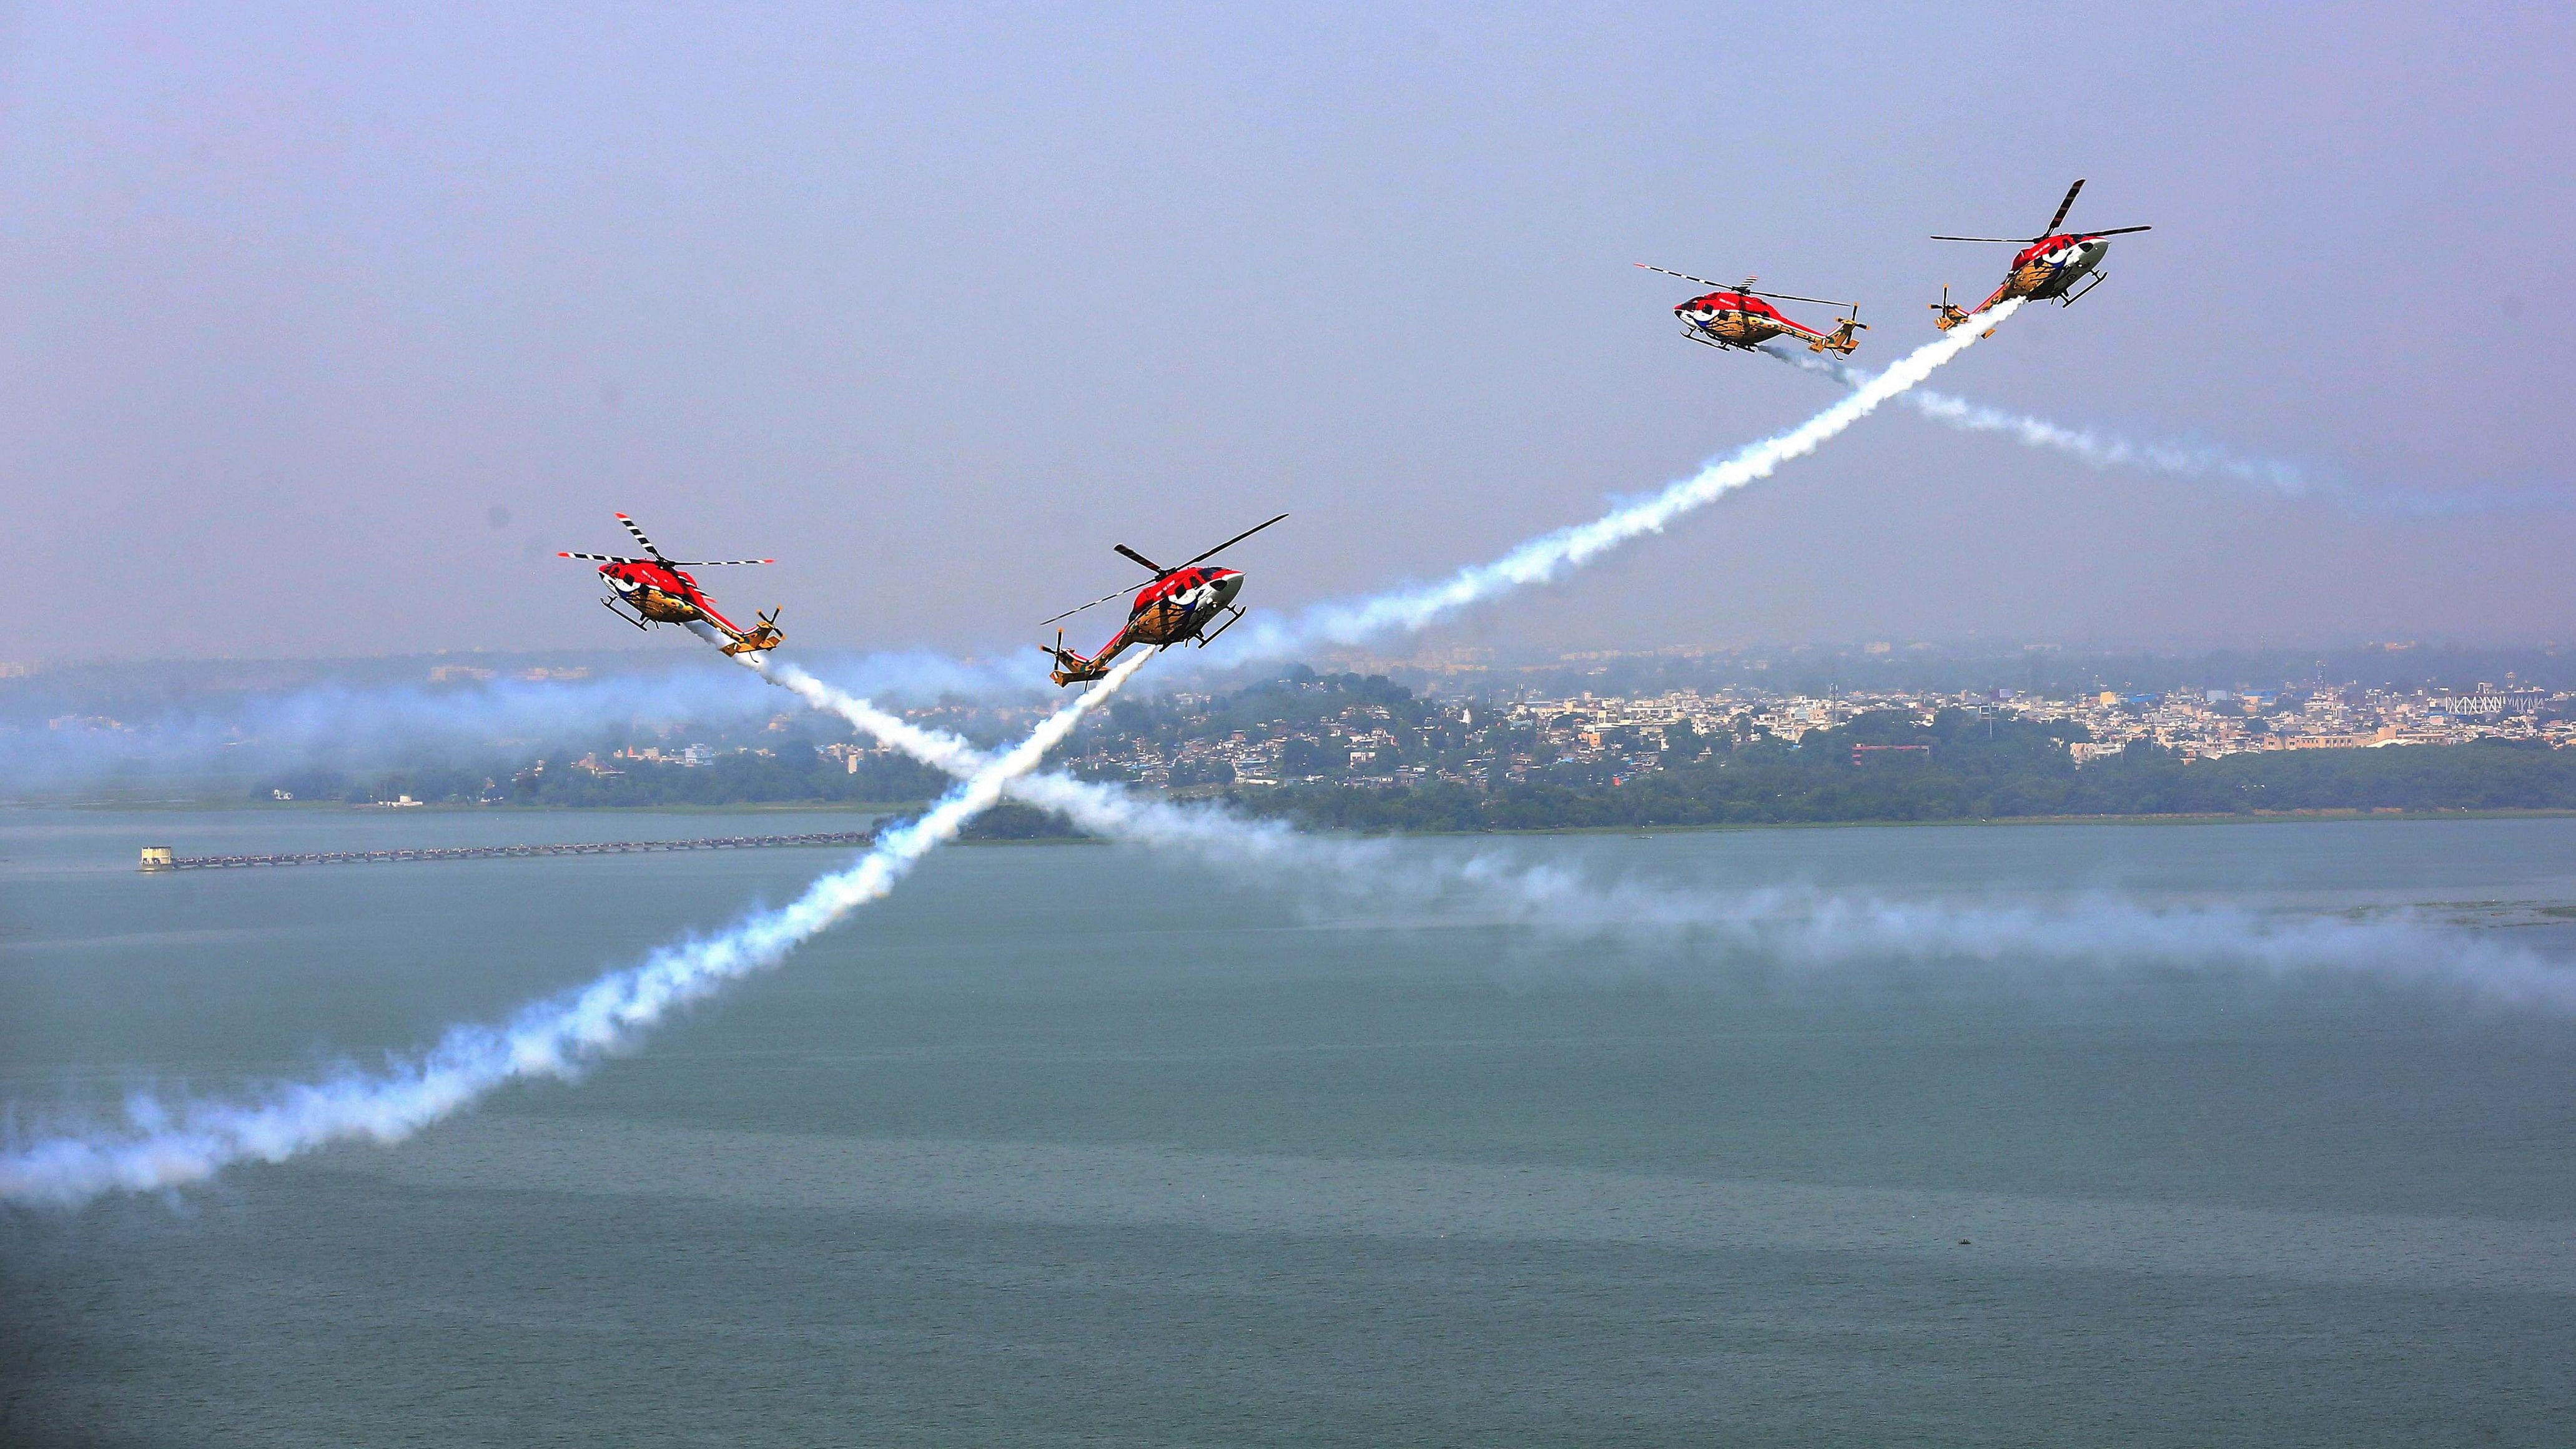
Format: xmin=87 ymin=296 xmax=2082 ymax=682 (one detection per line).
xmin=2043 ymin=178 xmax=2085 ymax=235
xmin=1045 ymin=512 xmax=1290 ymax=625
xmin=1741 ymin=287 xmax=1858 ymax=309
xmin=1038 ymin=585 xmax=1135 ymax=628
xmin=1634 ymin=262 xmax=1734 ymax=290
xmin=559 ymin=551 xmax=643 ymax=563
xmin=657 ymin=558 xmax=776 ymax=567
xmin=1173 ymin=513 xmax=1289 ymax=571
xmin=1931 ymin=225 xmax=2151 ymax=244
xmin=615 ymin=513 xmax=668 ymax=561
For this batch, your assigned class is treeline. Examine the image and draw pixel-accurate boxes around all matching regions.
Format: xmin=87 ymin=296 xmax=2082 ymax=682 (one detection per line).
xmin=1250 ymin=710 xmax=2576 ymax=833
xmin=261 ymin=750 xmax=949 ymax=808
xmin=252 ymin=696 xmax=2576 ymax=832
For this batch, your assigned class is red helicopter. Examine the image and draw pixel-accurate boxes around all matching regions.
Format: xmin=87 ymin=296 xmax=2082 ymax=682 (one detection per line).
xmin=1039 ymin=514 xmax=1287 ymax=686
xmin=558 ymin=513 xmax=784 ymax=656
xmin=1636 ymin=265 xmax=1867 ymax=355
xmin=1929 ymin=179 xmax=2151 ymax=334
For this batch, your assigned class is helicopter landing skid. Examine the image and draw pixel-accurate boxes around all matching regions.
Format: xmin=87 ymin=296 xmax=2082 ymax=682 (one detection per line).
xmin=1195 ymin=605 xmax=1248 ymax=647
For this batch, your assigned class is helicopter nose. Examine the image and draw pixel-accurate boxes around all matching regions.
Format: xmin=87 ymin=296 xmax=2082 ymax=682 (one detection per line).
xmin=1215 ymin=572 xmax=1243 ymax=603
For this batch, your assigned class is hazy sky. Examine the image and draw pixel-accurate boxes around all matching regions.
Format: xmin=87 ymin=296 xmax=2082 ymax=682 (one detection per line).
xmin=7 ymin=2 xmax=2571 ymax=663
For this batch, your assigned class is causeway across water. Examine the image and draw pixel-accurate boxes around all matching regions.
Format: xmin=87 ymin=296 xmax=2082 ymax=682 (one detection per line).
xmin=138 ymin=832 xmax=878 ymax=871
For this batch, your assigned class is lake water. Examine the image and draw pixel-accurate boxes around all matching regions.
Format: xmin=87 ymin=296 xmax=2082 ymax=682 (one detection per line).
xmin=4 ymin=807 xmax=2574 ymax=1445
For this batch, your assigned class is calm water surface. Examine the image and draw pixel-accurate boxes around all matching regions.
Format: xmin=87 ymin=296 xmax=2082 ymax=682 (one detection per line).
xmin=4 ymin=808 xmax=2574 ymax=1446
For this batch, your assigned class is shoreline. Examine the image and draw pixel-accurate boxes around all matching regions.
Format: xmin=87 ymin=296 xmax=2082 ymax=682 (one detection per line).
xmin=15 ymin=798 xmax=913 ymax=815
xmin=1454 ymin=806 xmax=2576 ymax=834
xmin=16 ymin=799 xmax=2575 ymax=841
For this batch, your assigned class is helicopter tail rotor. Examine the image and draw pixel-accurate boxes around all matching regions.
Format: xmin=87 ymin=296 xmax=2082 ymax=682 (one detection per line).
xmin=720 ymin=606 xmax=786 ymax=656
xmin=1812 ymin=307 xmax=1868 ymax=355
xmin=1040 ymin=628 xmax=1110 ymax=688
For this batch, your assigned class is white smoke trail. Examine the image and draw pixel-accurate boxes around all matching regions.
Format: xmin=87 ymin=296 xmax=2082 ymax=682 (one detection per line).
xmin=736 ymin=329 xmax=2006 ymax=785
xmin=1769 ymin=342 xmax=2319 ymax=491
xmin=0 ymin=645 xmax=1054 ymax=797
xmin=1228 ymin=304 xmax=2022 ymax=656
xmin=748 ymin=658 xmax=2576 ymax=1015
xmin=1765 ymin=345 xmax=2555 ymax=517
xmin=701 ymin=284 xmax=2555 ymax=1016
xmin=1425 ymin=868 xmax=2576 ymax=1012
xmin=4 ymin=311 xmax=2004 ymax=799
xmin=0 ymin=650 xmax=1153 ymax=1210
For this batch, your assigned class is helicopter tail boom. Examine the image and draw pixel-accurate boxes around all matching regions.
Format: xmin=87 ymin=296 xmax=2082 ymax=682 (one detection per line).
xmin=718 ymin=608 xmax=786 ymax=656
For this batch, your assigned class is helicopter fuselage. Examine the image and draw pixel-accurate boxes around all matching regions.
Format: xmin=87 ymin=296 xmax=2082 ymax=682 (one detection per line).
xmin=2001 ymin=233 xmax=2113 ymax=302
xmin=598 ymin=561 xmax=727 ymax=630
xmin=1049 ymin=568 xmax=1246 ymax=685
xmin=1676 ymin=290 xmax=1853 ymax=352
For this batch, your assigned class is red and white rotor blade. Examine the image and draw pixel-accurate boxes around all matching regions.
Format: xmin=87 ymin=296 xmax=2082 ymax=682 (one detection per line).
xmin=614 ymin=513 xmax=667 ymax=561
xmin=2043 ymin=179 xmax=2085 ymax=235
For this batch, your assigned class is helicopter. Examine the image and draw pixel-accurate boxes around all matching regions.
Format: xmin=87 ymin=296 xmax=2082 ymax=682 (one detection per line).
xmin=558 ymin=513 xmax=783 ymax=656
xmin=1929 ymin=179 xmax=2151 ymax=333
xmin=1038 ymin=514 xmax=1287 ymax=686
xmin=1636 ymin=265 xmax=1867 ymax=355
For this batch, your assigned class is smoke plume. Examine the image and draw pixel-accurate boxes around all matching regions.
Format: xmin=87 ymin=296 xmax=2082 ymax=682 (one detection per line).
xmin=1228 ymin=304 xmax=2022 ymax=656
xmin=1765 ymin=345 xmax=2554 ymax=517
xmin=0 ymin=646 xmax=1047 ymax=796
xmin=8 ymin=315 xmax=2012 ymax=793
xmin=749 ymin=659 xmax=2576 ymax=1016
xmin=0 ymin=650 xmax=1152 ymax=1209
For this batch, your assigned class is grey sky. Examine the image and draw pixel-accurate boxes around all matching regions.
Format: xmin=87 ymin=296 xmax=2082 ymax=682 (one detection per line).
xmin=7 ymin=2 xmax=2571 ymax=662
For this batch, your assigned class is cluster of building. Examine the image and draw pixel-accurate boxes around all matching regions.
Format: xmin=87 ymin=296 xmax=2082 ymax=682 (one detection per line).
xmin=1045 ymin=680 xmax=2576 ymax=792
xmin=1505 ymin=682 xmax=2573 ymax=764
xmin=591 ymin=741 xmax=720 ymax=771
xmin=2008 ymin=685 xmax=2572 ymax=764
xmin=1058 ymin=696 xmax=1447 ymax=791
